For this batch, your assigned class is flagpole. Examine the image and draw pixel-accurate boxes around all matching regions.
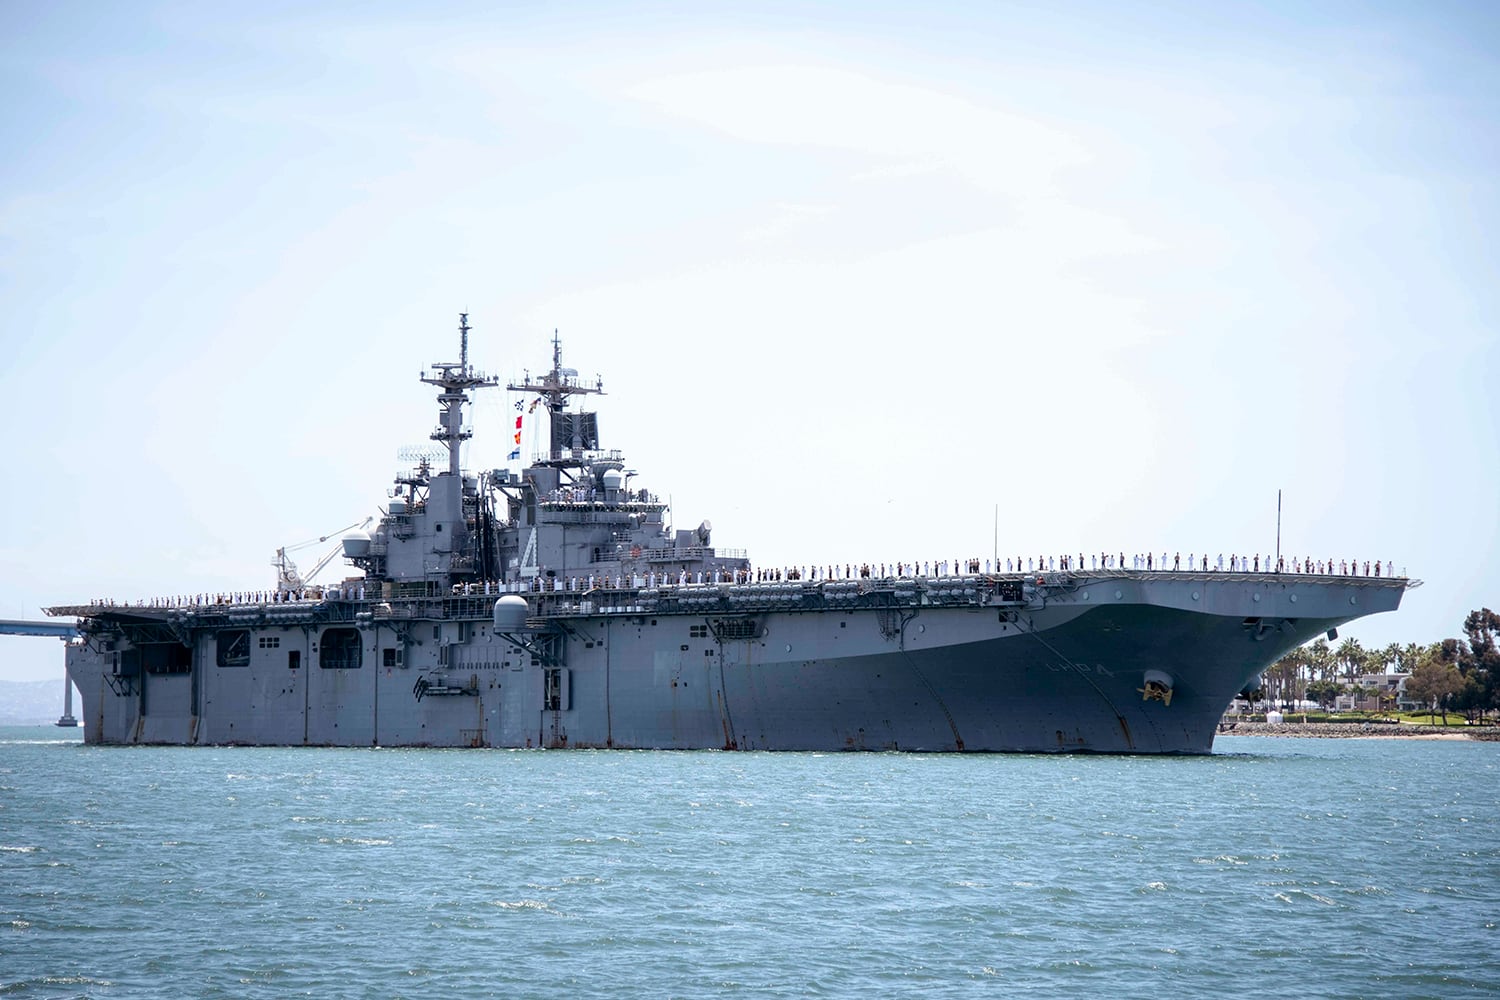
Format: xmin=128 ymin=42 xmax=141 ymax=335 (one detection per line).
xmin=1275 ymin=489 xmax=1281 ymax=567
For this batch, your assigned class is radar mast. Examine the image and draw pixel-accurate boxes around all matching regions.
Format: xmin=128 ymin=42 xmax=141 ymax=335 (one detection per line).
xmin=421 ymin=313 xmax=499 ymax=478
xmin=507 ymin=331 xmax=604 ymax=467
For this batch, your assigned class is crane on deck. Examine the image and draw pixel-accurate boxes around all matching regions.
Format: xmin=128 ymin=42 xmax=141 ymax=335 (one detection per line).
xmin=274 ymin=517 xmax=373 ymax=593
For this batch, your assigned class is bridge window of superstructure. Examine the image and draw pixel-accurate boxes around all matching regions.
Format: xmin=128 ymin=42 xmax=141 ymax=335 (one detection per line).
xmin=319 ymin=628 xmax=363 ymax=670
xmin=217 ymin=630 xmax=251 ymax=667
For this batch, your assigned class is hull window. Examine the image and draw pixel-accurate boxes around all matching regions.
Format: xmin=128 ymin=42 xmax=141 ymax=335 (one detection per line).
xmin=710 ymin=618 xmax=759 ymax=641
xmin=216 ymin=630 xmax=250 ymax=667
xmin=319 ymin=628 xmax=363 ymax=670
xmin=144 ymin=644 xmax=192 ymax=675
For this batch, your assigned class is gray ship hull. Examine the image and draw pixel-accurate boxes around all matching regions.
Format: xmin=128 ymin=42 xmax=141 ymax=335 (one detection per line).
xmin=58 ymin=571 xmax=1408 ymax=754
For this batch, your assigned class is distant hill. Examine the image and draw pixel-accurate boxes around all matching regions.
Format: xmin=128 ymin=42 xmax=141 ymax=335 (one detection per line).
xmin=0 ymin=679 xmax=74 ymax=725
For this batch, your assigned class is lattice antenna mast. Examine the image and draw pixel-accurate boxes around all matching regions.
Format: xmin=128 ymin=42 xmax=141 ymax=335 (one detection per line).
xmin=507 ymin=330 xmax=604 ymax=464
xmin=420 ymin=312 xmax=499 ymax=478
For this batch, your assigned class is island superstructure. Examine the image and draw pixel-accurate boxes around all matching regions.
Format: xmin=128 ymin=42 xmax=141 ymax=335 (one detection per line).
xmin=47 ymin=315 xmax=1412 ymax=752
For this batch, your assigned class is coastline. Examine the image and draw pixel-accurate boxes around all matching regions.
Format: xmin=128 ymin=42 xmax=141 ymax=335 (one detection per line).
xmin=1220 ymin=721 xmax=1500 ymax=741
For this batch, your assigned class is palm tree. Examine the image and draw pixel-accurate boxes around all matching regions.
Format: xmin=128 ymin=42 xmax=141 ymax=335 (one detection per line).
xmin=1335 ymin=636 xmax=1367 ymax=687
xmin=1266 ymin=648 xmax=1304 ymax=710
xmin=1376 ymin=642 xmax=1401 ymax=675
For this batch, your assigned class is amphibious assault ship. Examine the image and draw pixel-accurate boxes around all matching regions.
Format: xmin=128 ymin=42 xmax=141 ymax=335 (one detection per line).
xmin=47 ymin=316 xmax=1411 ymax=752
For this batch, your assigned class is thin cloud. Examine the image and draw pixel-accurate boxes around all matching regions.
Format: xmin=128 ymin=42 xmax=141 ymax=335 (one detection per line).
xmin=628 ymin=64 xmax=1092 ymax=197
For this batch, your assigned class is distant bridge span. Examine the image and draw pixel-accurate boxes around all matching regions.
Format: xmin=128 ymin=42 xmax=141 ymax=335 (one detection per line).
xmin=0 ymin=619 xmax=78 ymax=638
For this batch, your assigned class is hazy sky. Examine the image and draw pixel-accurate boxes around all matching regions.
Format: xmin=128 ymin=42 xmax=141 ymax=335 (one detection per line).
xmin=2 ymin=1 xmax=1496 ymax=683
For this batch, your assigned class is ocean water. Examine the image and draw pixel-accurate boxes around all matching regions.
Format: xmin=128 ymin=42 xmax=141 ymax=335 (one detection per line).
xmin=2 ymin=728 xmax=1496 ymax=999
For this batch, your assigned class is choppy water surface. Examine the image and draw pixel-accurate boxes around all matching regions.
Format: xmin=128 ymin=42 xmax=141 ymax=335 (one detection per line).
xmin=2 ymin=729 xmax=1496 ymax=998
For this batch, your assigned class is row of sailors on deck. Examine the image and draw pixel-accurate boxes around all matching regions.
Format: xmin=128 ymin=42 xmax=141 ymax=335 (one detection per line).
xmin=104 ymin=586 xmax=370 ymax=609
xmin=500 ymin=551 xmax=1399 ymax=593
xmin=93 ymin=551 xmax=1400 ymax=608
xmin=544 ymin=486 xmax=656 ymax=504
xmin=755 ymin=554 xmax=1397 ymax=579
xmin=1116 ymin=553 xmax=1394 ymax=577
